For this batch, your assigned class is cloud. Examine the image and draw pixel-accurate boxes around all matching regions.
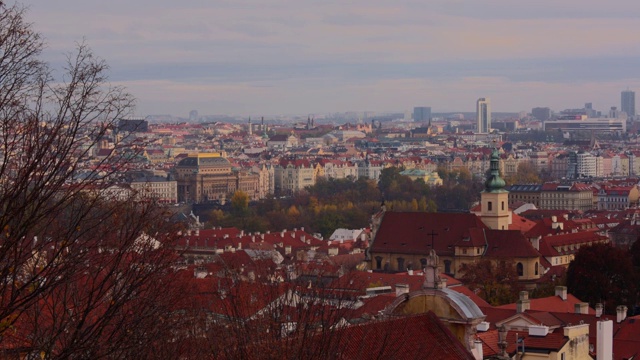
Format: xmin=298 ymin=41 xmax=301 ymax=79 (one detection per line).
xmin=21 ymin=0 xmax=640 ymax=115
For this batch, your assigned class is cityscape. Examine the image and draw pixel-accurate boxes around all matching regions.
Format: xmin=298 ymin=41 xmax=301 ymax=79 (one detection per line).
xmin=2 ymin=1 xmax=640 ymax=360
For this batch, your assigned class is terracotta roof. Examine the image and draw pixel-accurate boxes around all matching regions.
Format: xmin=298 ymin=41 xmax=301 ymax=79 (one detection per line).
xmin=496 ymin=294 xmax=594 ymax=314
xmin=327 ymin=312 xmax=476 ymax=360
xmin=371 ymin=212 xmax=488 ymax=256
xmin=478 ymin=327 xmax=573 ymax=357
xmin=483 ymin=230 xmax=540 ymax=258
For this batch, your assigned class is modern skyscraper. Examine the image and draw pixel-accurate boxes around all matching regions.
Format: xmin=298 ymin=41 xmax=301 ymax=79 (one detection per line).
xmin=476 ymin=98 xmax=491 ymax=133
xmin=413 ymin=106 xmax=431 ymax=122
xmin=531 ymin=107 xmax=551 ymax=121
xmin=622 ymin=90 xmax=636 ymax=117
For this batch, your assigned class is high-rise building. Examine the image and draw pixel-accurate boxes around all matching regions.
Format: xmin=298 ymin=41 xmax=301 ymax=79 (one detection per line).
xmin=531 ymin=107 xmax=551 ymax=121
xmin=413 ymin=106 xmax=431 ymax=122
xmin=476 ymin=98 xmax=491 ymax=133
xmin=622 ymin=90 xmax=636 ymax=117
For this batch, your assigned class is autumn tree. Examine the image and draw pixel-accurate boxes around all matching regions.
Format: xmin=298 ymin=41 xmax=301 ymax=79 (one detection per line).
xmin=0 ymin=3 xmax=187 ymax=358
xmin=459 ymin=259 xmax=521 ymax=306
xmin=506 ymin=161 xmax=541 ymax=185
xmin=567 ymin=243 xmax=638 ymax=314
xmin=231 ymin=190 xmax=250 ymax=216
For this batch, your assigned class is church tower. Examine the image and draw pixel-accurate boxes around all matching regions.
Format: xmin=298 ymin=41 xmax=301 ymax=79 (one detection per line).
xmin=480 ymin=148 xmax=510 ymax=230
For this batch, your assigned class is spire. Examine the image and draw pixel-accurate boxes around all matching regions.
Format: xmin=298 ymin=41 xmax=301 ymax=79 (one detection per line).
xmin=484 ymin=147 xmax=506 ymax=192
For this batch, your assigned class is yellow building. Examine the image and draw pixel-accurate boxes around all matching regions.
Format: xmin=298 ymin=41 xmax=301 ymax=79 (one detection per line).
xmin=173 ymin=152 xmax=260 ymax=203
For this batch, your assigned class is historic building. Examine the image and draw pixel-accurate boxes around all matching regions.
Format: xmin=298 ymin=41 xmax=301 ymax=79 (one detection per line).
xmin=539 ymin=182 xmax=593 ymax=211
xmin=130 ymin=176 xmax=178 ymax=204
xmin=274 ymin=158 xmax=315 ymax=195
xmin=173 ymin=152 xmax=260 ymax=203
xmin=368 ymin=148 xmax=542 ymax=285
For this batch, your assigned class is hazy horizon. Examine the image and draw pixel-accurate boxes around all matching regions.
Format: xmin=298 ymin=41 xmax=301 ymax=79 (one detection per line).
xmin=23 ymin=0 xmax=640 ymax=117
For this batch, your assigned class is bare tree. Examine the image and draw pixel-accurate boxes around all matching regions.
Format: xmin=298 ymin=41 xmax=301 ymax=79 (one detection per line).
xmin=0 ymin=3 xmax=189 ymax=358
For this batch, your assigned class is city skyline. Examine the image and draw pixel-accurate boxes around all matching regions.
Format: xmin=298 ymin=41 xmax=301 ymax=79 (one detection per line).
xmin=24 ymin=0 xmax=640 ymax=116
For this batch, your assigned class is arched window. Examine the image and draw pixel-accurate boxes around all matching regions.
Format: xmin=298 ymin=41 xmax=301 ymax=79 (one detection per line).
xmin=375 ymin=256 xmax=383 ymax=270
xmin=444 ymin=260 xmax=452 ymax=274
xmin=534 ymin=262 xmax=539 ymax=276
xmin=517 ymin=262 xmax=524 ymax=277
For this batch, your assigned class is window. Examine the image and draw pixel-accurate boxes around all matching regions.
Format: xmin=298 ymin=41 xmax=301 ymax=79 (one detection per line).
xmin=420 ymin=258 xmax=427 ymax=269
xmin=517 ymin=262 xmax=524 ymax=276
xmin=488 ymin=201 xmax=492 ymax=211
xmin=501 ymin=201 xmax=505 ymax=211
xmin=444 ymin=260 xmax=452 ymax=274
xmin=534 ymin=262 xmax=539 ymax=276
xmin=397 ymin=257 xmax=405 ymax=271
xmin=375 ymin=256 xmax=383 ymax=270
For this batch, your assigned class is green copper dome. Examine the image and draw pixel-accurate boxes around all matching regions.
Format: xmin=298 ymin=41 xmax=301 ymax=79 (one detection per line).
xmin=484 ymin=148 xmax=506 ymax=192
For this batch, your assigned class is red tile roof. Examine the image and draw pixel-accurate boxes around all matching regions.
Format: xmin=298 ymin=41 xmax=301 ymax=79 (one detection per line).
xmin=371 ymin=212 xmax=488 ymax=256
xmin=483 ymin=230 xmax=541 ymax=258
xmin=496 ymin=294 xmax=594 ymax=314
xmin=327 ymin=312 xmax=476 ymax=360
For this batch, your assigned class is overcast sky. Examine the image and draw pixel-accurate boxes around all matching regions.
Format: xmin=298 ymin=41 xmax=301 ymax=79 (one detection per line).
xmin=22 ymin=0 xmax=640 ymax=117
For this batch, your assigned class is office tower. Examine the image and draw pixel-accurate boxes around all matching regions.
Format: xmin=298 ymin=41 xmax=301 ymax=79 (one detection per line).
xmin=413 ymin=106 xmax=431 ymax=122
xmin=476 ymin=98 xmax=491 ymax=133
xmin=622 ymin=90 xmax=636 ymax=117
xmin=531 ymin=107 xmax=551 ymax=121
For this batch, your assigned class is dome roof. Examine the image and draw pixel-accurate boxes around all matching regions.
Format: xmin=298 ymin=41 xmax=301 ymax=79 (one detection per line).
xmin=484 ymin=148 xmax=506 ymax=192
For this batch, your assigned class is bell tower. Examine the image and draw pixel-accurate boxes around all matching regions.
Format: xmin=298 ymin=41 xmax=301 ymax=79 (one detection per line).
xmin=480 ymin=148 xmax=510 ymax=230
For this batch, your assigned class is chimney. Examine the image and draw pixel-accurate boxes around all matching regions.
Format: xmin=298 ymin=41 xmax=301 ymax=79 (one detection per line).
xmin=281 ymin=231 xmax=285 ymax=238
xmin=407 ymin=269 xmax=414 ymax=276
xmin=555 ymin=286 xmax=567 ymax=301
xmin=300 ymin=235 xmax=305 ymax=243
xmin=395 ymin=283 xmax=409 ymax=297
xmin=472 ymin=340 xmax=483 ymax=360
xmin=574 ymin=302 xmax=588 ymax=314
xmin=194 ymin=229 xmax=199 ymax=236
xmin=597 ymin=320 xmax=613 ymax=360
xmin=595 ymin=303 xmax=603 ymax=317
xmin=616 ymin=305 xmax=628 ymax=323
xmin=528 ymin=324 xmax=549 ymax=336
xmin=551 ymin=215 xmax=557 ymax=222
xmin=476 ymin=321 xmax=490 ymax=332
xmin=237 ymin=242 xmax=242 ymax=250
xmin=300 ymin=227 xmax=304 ymax=231
xmin=516 ymin=291 xmax=530 ymax=313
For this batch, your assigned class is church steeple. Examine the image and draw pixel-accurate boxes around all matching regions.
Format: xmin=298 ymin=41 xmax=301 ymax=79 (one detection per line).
xmin=484 ymin=148 xmax=506 ymax=193
xmin=480 ymin=146 xmax=510 ymax=230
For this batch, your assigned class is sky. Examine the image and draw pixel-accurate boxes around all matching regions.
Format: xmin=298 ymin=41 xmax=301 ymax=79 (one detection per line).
xmin=21 ymin=0 xmax=640 ymax=117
